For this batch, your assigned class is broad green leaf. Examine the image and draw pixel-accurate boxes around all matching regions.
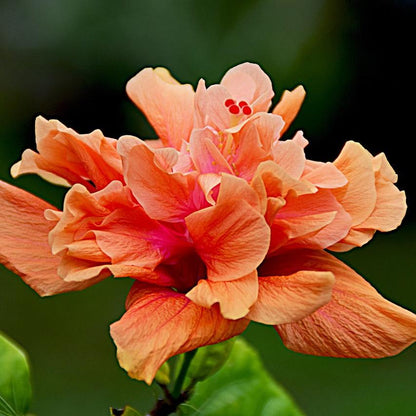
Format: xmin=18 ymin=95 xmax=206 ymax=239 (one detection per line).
xmin=0 ymin=332 xmax=32 ymax=416
xmin=109 ymin=405 xmax=143 ymax=416
xmin=180 ymin=338 xmax=304 ymax=416
xmin=187 ymin=338 xmax=235 ymax=382
xmin=155 ymin=361 xmax=171 ymax=385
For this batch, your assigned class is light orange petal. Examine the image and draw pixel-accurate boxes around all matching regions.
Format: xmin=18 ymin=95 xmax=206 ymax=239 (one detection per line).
xmin=12 ymin=116 xmax=123 ymax=191
xmin=271 ymin=189 xmax=351 ymax=251
xmin=217 ymin=173 xmax=262 ymax=213
xmin=186 ymin=271 xmax=258 ymax=320
xmin=247 ymin=270 xmax=334 ymax=325
xmin=220 ymin=62 xmax=274 ymax=113
xmin=194 ymin=83 xmax=234 ymax=131
xmin=272 ymin=85 xmax=306 ymax=134
xmin=358 ymin=153 xmax=406 ymax=232
xmin=0 ymin=181 xmax=103 ymax=296
xmin=357 ymin=181 xmax=406 ymax=232
xmin=189 ymin=135 xmax=233 ymax=174
xmin=332 ymin=141 xmax=377 ymax=226
xmin=274 ymin=250 xmax=416 ymax=358
xmin=110 ymin=283 xmax=249 ymax=384
xmin=373 ymin=152 xmax=397 ymax=181
xmin=186 ymin=200 xmax=270 ymax=281
xmin=302 ymin=162 xmax=347 ymax=189
xmin=253 ymin=160 xmax=316 ymax=199
xmin=118 ymin=137 xmax=202 ymax=221
xmin=197 ymin=173 xmax=221 ymax=205
xmin=126 ymin=67 xmax=194 ymax=148
xmin=329 ymin=146 xmax=406 ymax=251
xmin=329 ymin=228 xmax=376 ymax=252
xmin=233 ymin=113 xmax=283 ymax=180
xmin=49 ymin=181 xmax=189 ymax=284
xmin=272 ymin=139 xmax=306 ymax=179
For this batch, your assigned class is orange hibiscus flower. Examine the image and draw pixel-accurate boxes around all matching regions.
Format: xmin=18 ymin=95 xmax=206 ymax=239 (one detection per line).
xmin=1 ymin=63 xmax=414 ymax=384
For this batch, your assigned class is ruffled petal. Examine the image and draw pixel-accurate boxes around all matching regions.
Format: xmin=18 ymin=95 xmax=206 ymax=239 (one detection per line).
xmin=189 ymin=134 xmax=233 ymax=175
xmin=272 ymin=139 xmax=306 ymax=179
xmin=11 ymin=116 xmax=123 ymax=191
xmin=126 ymin=67 xmax=195 ymax=149
xmin=332 ymin=141 xmax=377 ymax=226
xmin=194 ymin=83 xmax=234 ymax=131
xmin=48 ymin=181 xmax=189 ymax=284
xmin=110 ymin=283 xmax=248 ymax=384
xmin=118 ymin=136 xmax=203 ymax=221
xmin=302 ymin=162 xmax=347 ymax=189
xmin=247 ymin=269 xmax=334 ymax=325
xmin=0 ymin=181 xmax=103 ymax=296
xmin=186 ymin=271 xmax=258 ymax=320
xmin=217 ymin=173 xmax=262 ymax=212
xmin=232 ymin=113 xmax=283 ymax=180
xmin=186 ymin=200 xmax=270 ymax=281
xmin=253 ymin=160 xmax=316 ymax=199
xmin=329 ymin=144 xmax=406 ymax=251
xmin=272 ymin=85 xmax=306 ymax=134
xmin=274 ymin=250 xmax=416 ymax=358
xmin=220 ymin=62 xmax=274 ymax=113
xmin=270 ymin=189 xmax=351 ymax=252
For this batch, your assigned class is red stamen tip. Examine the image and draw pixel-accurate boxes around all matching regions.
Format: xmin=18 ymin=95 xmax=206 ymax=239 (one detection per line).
xmin=229 ymin=104 xmax=240 ymax=114
xmin=238 ymin=100 xmax=248 ymax=108
xmin=242 ymin=105 xmax=252 ymax=115
xmin=224 ymin=98 xmax=235 ymax=107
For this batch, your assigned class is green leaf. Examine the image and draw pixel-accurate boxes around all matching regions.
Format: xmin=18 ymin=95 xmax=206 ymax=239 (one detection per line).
xmin=187 ymin=338 xmax=235 ymax=382
xmin=109 ymin=405 xmax=143 ymax=416
xmin=154 ymin=361 xmax=171 ymax=385
xmin=0 ymin=332 xmax=32 ymax=416
xmin=180 ymin=338 xmax=304 ymax=416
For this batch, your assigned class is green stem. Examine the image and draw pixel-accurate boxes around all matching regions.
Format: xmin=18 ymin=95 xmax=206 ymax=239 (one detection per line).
xmin=172 ymin=349 xmax=197 ymax=399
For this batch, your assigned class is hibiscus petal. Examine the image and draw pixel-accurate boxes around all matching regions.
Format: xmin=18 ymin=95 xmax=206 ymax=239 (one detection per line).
xmin=220 ymin=62 xmax=274 ymax=112
xmin=274 ymin=250 xmax=416 ymax=358
xmin=357 ymin=181 xmax=406 ymax=232
xmin=186 ymin=271 xmax=258 ymax=320
xmin=272 ymin=85 xmax=306 ymax=134
xmin=254 ymin=160 xmax=317 ymax=199
xmin=217 ymin=174 xmax=262 ymax=212
xmin=118 ymin=137 xmax=200 ymax=221
xmin=194 ymin=83 xmax=234 ymax=131
xmin=272 ymin=189 xmax=351 ymax=251
xmin=233 ymin=113 xmax=283 ymax=180
xmin=272 ymin=139 xmax=306 ymax=179
xmin=302 ymin=162 xmax=347 ymax=189
xmin=11 ymin=116 xmax=123 ymax=191
xmin=358 ymin=153 xmax=406 ymax=232
xmin=332 ymin=141 xmax=377 ymax=226
xmin=126 ymin=67 xmax=195 ymax=149
xmin=186 ymin=200 xmax=270 ymax=281
xmin=247 ymin=269 xmax=334 ymax=325
xmin=189 ymin=134 xmax=233 ymax=174
xmin=110 ymin=283 xmax=248 ymax=384
xmin=0 ymin=181 xmax=103 ymax=296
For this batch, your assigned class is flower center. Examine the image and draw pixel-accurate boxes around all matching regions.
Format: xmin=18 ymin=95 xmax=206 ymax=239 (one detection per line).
xmin=224 ymin=98 xmax=252 ymax=116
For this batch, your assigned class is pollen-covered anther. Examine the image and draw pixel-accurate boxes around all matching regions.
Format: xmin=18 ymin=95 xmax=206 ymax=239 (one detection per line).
xmin=239 ymin=100 xmax=252 ymax=115
xmin=242 ymin=105 xmax=252 ymax=115
xmin=228 ymin=104 xmax=240 ymax=114
xmin=224 ymin=98 xmax=252 ymax=116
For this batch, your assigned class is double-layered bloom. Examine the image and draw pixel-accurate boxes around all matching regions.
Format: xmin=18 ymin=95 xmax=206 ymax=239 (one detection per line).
xmin=1 ymin=63 xmax=415 ymax=384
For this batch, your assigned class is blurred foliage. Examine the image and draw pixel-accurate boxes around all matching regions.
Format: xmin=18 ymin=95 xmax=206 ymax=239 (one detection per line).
xmin=0 ymin=0 xmax=415 ymax=415
xmin=0 ymin=332 xmax=32 ymax=416
xmin=180 ymin=338 xmax=304 ymax=416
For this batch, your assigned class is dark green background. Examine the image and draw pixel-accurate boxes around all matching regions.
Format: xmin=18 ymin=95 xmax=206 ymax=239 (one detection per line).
xmin=1 ymin=1 xmax=415 ymax=415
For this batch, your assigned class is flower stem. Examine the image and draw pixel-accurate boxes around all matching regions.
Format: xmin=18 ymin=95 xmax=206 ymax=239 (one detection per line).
xmin=172 ymin=349 xmax=197 ymax=399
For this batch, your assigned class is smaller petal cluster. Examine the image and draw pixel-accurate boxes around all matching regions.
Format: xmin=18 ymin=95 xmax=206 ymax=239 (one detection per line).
xmin=0 ymin=63 xmax=414 ymax=384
